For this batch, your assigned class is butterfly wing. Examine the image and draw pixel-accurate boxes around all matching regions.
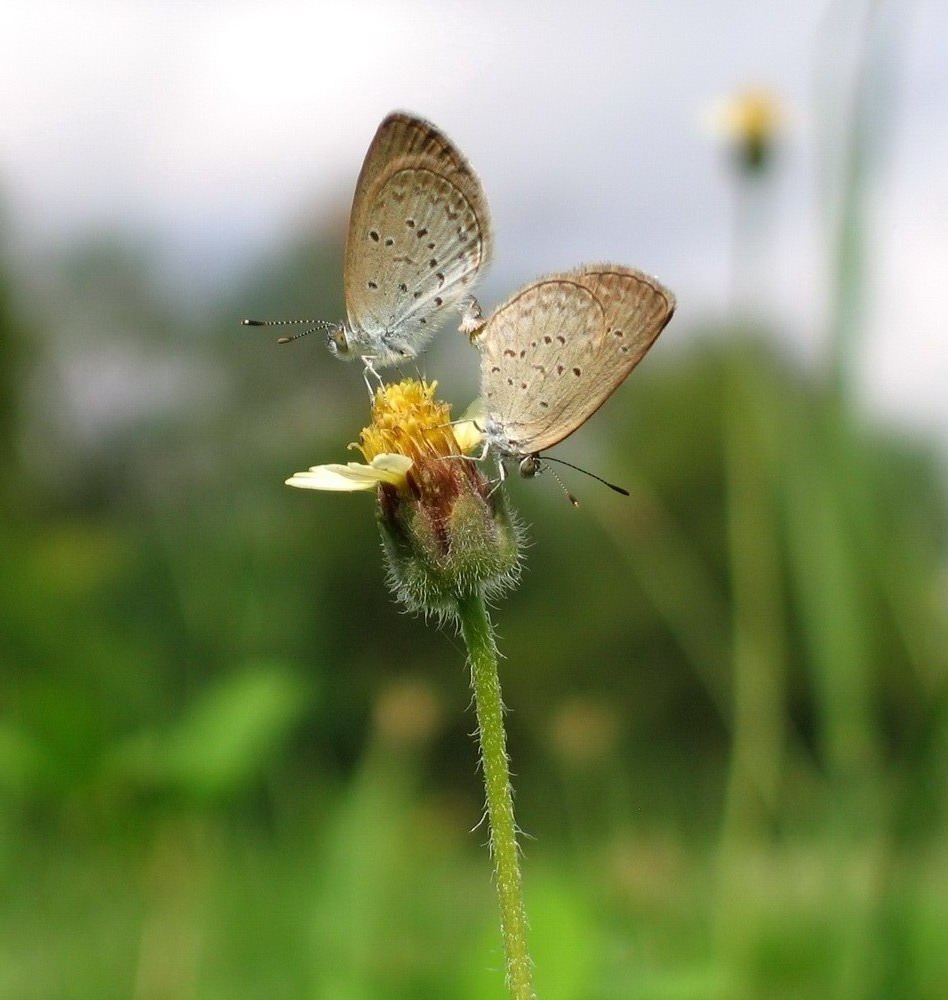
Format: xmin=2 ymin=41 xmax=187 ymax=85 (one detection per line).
xmin=344 ymin=112 xmax=493 ymax=361
xmin=478 ymin=265 xmax=675 ymax=455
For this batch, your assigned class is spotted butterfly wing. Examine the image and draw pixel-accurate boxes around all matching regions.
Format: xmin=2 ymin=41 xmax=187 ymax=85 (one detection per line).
xmin=477 ymin=264 xmax=675 ymax=457
xmin=343 ymin=112 xmax=493 ymax=365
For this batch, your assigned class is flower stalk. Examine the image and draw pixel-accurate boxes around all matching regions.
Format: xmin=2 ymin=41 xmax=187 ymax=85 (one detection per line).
xmin=457 ymin=589 xmax=536 ymax=1000
xmin=286 ymin=379 xmax=533 ymax=998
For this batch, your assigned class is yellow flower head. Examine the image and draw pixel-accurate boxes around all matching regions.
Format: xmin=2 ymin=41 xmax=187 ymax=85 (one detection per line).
xmin=707 ymin=87 xmax=786 ymax=173
xmin=287 ymin=379 xmax=482 ymax=494
xmin=358 ymin=379 xmax=457 ymax=465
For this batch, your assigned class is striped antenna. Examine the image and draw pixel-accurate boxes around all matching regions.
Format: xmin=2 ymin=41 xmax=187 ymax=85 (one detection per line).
xmin=241 ymin=318 xmax=336 ymax=345
xmin=538 ymin=455 xmax=629 ymax=498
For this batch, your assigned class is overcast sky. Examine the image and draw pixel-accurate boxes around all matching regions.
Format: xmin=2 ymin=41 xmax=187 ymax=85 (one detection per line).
xmin=3 ymin=0 xmax=946 ymax=443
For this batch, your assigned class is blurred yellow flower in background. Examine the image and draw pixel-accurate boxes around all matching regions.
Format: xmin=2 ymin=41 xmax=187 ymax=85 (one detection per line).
xmin=706 ymin=87 xmax=787 ymax=171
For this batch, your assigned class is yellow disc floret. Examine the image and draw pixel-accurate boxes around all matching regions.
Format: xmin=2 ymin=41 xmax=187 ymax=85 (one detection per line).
xmin=357 ymin=380 xmax=460 ymax=465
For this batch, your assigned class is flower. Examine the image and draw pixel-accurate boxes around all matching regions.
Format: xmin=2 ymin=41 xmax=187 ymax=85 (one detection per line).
xmin=286 ymin=380 xmax=484 ymax=493
xmin=287 ymin=379 xmax=521 ymax=618
xmin=706 ymin=87 xmax=786 ymax=173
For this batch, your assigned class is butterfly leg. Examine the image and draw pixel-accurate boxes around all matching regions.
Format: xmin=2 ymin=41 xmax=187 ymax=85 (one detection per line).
xmin=484 ymin=461 xmax=510 ymax=500
xmin=360 ymin=357 xmax=384 ymax=398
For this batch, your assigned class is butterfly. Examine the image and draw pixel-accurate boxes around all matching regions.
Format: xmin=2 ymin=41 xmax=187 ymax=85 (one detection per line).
xmin=245 ymin=112 xmax=493 ymax=370
xmin=466 ymin=264 xmax=675 ymax=481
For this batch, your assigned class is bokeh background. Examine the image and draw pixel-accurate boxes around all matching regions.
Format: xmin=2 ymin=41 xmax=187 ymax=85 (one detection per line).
xmin=2 ymin=2 xmax=947 ymax=998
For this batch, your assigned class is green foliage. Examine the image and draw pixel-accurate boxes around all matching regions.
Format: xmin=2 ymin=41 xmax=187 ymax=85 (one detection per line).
xmin=111 ymin=662 xmax=313 ymax=804
xmin=2 ymin=238 xmax=945 ymax=993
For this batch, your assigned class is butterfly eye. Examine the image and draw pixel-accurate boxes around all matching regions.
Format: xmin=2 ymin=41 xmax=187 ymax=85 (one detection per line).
xmin=327 ymin=327 xmax=351 ymax=356
xmin=518 ymin=455 xmax=541 ymax=479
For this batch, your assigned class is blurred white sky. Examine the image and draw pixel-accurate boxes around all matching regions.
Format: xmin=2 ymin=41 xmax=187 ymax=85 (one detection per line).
xmin=2 ymin=0 xmax=947 ymax=440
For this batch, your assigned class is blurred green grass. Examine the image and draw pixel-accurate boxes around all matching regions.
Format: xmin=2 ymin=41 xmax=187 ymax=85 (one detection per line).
xmin=1 ymin=231 xmax=945 ymax=997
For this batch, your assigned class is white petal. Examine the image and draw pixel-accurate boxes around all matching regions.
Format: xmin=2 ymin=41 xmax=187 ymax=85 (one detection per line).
xmin=455 ymin=400 xmax=486 ymax=455
xmin=285 ymin=453 xmax=413 ymax=492
xmin=286 ymin=466 xmax=378 ymax=491
xmin=460 ymin=398 xmax=487 ymax=423
xmin=454 ymin=421 xmax=485 ymax=455
xmin=371 ymin=453 xmax=413 ymax=478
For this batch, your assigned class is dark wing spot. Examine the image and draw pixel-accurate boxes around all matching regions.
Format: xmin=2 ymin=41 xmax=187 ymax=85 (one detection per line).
xmin=369 ymin=230 xmax=380 ymax=242
xmin=557 ymin=335 xmax=566 ymax=345
xmin=384 ymin=238 xmax=394 ymax=246
xmin=419 ymin=318 xmax=427 ymax=325
xmin=427 ymin=241 xmax=436 ymax=250
xmin=518 ymin=349 xmax=526 ymax=358
xmin=506 ymin=378 xmax=514 ymax=386
xmin=490 ymin=365 xmax=501 ymax=374
xmin=543 ymin=335 xmax=552 ymax=344
xmin=399 ymin=282 xmax=408 ymax=292
xmin=428 ymin=258 xmax=438 ymax=268
xmin=367 ymin=280 xmax=378 ymax=289
xmin=539 ymin=400 xmax=549 ymax=408
xmin=572 ymin=367 xmax=581 ymax=377
xmin=417 ymin=227 xmax=428 ymax=237
xmin=503 ymin=348 xmax=516 ymax=358
xmin=434 ymin=296 xmax=443 ymax=306
xmin=520 ymin=381 xmax=528 ymax=389
xmin=413 ymin=290 xmax=422 ymax=299
xmin=436 ymin=272 xmax=445 ymax=286
xmin=557 ymin=364 xmax=565 ymax=375
xmin=620 ymin=345 xmax=630 ymax=353
xmin=406 ymin=218 xmax=416 ymax=228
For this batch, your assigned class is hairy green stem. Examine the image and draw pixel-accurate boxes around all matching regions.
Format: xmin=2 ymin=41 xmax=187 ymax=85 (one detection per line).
xmin=457 ymin=590 xmax=535 ymax=1000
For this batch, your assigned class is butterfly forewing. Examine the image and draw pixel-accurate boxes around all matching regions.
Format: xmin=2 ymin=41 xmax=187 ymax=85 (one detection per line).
xmin=344 ymin=113 xmax=493 ymax=358
xmin=574 ymin=265 xmax=675 ymax=365
xmin=480 ymin=279 xmax=603 ymax=453
xmin=478 ymin=265 xmax=675 ymax=455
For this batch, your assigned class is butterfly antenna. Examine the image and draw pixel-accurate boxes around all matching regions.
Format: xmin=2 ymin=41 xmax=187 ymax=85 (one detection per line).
xmin=540 ymin=455 xmax=630 ymax=497
xmin=543 ymin=464 xmax=581 ymax=508
xmin=241 ymin=318 xmax=335 ymax=345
